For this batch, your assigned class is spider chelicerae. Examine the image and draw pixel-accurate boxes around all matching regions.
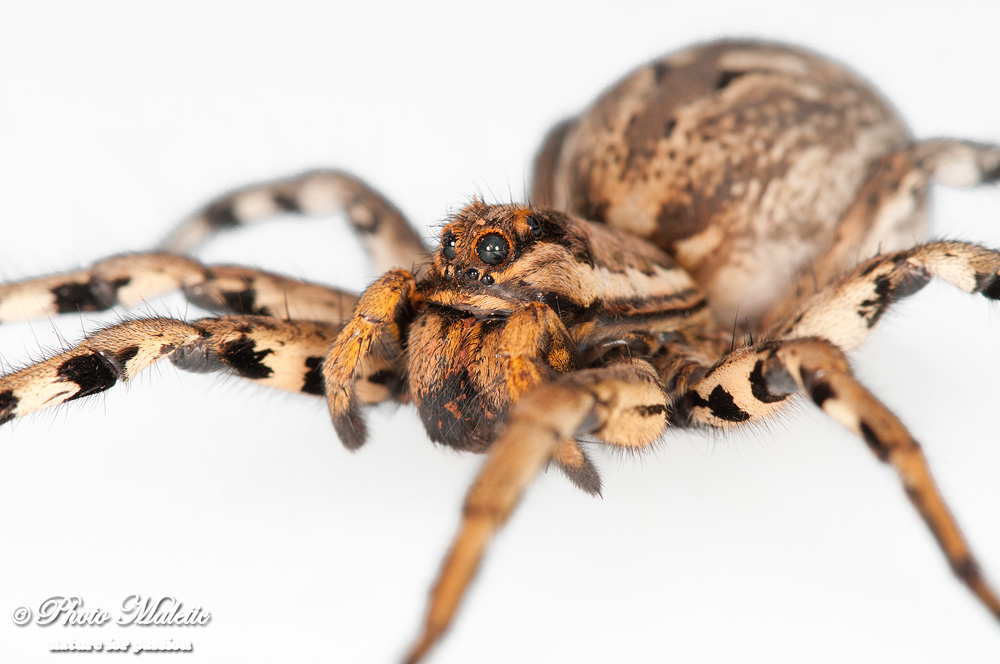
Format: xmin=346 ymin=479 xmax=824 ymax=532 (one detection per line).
xmin=1 ymin=39 xmax=999 ymax=662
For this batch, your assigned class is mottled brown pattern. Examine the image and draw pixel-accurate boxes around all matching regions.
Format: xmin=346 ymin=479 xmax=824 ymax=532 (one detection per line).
xmin=2 ymin=39 xmax=1000 ymax=664
xmin=535 ymin=41 xmax=913 ymax=321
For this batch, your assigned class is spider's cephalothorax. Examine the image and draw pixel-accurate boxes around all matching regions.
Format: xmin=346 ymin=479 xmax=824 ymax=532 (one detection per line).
xmin=406 ymin=201 xmax=713 ymax=453
xmin=1 ymin=40 xmax=1000 ymax=663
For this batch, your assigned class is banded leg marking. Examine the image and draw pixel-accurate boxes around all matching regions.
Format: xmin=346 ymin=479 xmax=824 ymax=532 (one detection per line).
xmin=160 ymin=170 xmax=428 ymax=273
xmin=0 ymin=318 xmax=203 ymax=425
xmin=780 ymin=241 xmax=1000 ymax=350
xmin=766 ymin=138 xmax=1000 ymax=326
xmin=405 ymin=359 xmax=668 ymax=664
xmin=831 ymin=139 xmax=1000 ymax=283
xmin=0 ymin=315 xmax=398 ymax=426
xmin=0 ymin=252 xmax=358 ymax=325
xmin=682 ymin=337 xmax=1000 ymax=623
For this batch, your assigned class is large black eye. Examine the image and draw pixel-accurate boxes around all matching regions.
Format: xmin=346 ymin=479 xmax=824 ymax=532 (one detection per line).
xmin=476 ymin=233 xmax=509 ymax=265
xmin=441 ymin=231 xmax=457 ymax=260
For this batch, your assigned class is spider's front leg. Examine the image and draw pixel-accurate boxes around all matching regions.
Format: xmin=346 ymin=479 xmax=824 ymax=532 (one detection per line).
xmin=680 ymin=337 xmax=1000 ymax=622
xmin=405 ymin=358 xmax=668 ymax=664
xmin=322 ymin=269 xmax=420 ymax=450
xmin=0 ymin=314 xmax=402 ymax=426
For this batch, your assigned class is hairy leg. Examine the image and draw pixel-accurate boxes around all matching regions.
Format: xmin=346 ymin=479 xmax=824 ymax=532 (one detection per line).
xmin=679 ymin=336 xmax=1000 ymax=623
xmin=405 ymin=359 xmax=667 ymax=663
xmin=0 ymin=315 xmax=397 ymax=426
xmin=160 ymin=170 xmax=429 ymax=272
xmin=0 ymin=252 xmax=357 ymax=324
xmin=766 ymin=138 xmax=1000 ymax=327
xmin=322 ymin=269 xmax=418 ymax=449
xmin=777 ymin=240 xmax=1000 ymax=350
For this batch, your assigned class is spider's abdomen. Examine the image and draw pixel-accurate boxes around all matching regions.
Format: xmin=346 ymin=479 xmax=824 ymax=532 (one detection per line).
xmin=534 ymin=41 xmax=918 ymax=322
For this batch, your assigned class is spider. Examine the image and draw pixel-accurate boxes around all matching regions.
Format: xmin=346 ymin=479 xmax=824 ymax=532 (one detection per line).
xmin=1 ymin=39 xmax=999 ymax=662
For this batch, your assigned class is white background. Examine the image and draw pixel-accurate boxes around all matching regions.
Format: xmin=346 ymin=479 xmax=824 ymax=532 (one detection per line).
xmin=1 ymin=1 xmax=999 ymax=663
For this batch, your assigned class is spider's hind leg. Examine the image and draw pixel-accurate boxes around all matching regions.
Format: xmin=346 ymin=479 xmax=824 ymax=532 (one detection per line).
xmin=680 ymin=337 xmax=1000 ymax=623
xmin=780 ymin=240 xmax=1000 ymax=351
xmin=771 ymin=138 xmax=1000 ymax=319
xmin=160 ymin=170 xmax=429 ymax=272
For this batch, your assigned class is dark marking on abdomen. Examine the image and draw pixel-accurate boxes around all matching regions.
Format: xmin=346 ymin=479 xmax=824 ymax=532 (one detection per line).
xmin=715 ymin=70 xmax=747 ymax=90
xmin=652 ymin=62 xmax=670 ymax=83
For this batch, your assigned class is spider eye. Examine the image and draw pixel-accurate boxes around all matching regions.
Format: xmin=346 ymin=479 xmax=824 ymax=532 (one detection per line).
xmin=476 ymin=233 xmax=509 ymax=266
xmin=526 ymin=215 xmax=542 ymax=237
xmin=441 ymin=231 xmax=457 ymax=260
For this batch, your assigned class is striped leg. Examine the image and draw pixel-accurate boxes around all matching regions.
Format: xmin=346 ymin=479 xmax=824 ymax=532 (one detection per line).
xmin=0 ymin=252 xmax=357 ymax=325
xmin=778 ymin=240 xmax=1000 ymax=351
xmin=405 ymin=359 xmax=668 ymax=664
xmin=160 ymin=170 xmax=429 ymax=272
xmin=680 ymin=337 xmax=1000 ymax=624
xmin=0 ymin=315 xmax=398 ymax=427
xmin=835 ymin=139 xmax=1000 ymax=264
xmin=765 ymin=139 xmax=1000 ymax=325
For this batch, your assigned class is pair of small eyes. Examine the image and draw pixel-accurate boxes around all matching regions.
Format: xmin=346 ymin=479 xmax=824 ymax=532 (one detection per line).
xmin=440 ymin=215 xmax=542 ymax=266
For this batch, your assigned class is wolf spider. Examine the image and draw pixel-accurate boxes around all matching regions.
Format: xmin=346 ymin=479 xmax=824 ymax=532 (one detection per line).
xmin=1 ymin=41 xmax=999 ymax=661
